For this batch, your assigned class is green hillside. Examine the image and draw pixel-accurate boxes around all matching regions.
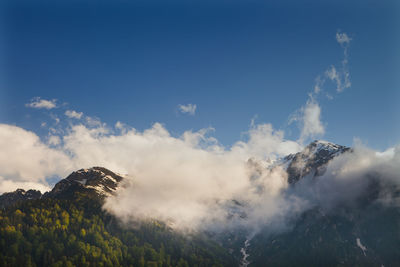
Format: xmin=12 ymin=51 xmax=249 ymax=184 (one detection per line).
xmin=0 ymin=193 xmax=237 ymax=267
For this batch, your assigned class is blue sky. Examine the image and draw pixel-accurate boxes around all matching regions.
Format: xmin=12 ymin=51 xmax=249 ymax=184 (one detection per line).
xmin=1 ymin=0 xmax=399 ymax=150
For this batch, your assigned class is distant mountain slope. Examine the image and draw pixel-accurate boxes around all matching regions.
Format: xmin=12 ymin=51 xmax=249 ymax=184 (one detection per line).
xmin=248 ymin=203 xmax=400 ymax=266
xmin=0 ymin=189 xmax=42 ymax=209
xmin=244 ymin=141 xmax=400 ymax=267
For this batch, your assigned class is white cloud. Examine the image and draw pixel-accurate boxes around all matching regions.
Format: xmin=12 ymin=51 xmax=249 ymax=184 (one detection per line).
xmin=290 ymin=31 xmax=352 ymax=143
xmin=301 ymin=99 xmax=324 ymax=138
xmin=51 ymin=114 xmax=60 ymax=124
xmin=296 ymin=143 xmax=400 ymax=210
xmin=65 ymin=110 xmax=83 ymax=119
xmin=26 ymin=97 xmax=57 ymax=109
xmin=114 ymin=121 xmax=128 ymax=135
xmin=314 ymin=76 xmax=323 ymax=94
xmin=115 ymin=121 xmax=124 ymax=130
xmin=48 ymin=135 xmax=61 ymax=146
xmin=336 ymin=32 xmax=352 ymax=45
xmin=0 ymin=124 xmax=73 ymax=194
xmin=57 ymin=119 xmax=305 ymax=231
xmin=0 ymin=177 xmax=51 ymax=194
xmin=231 ymin=123 xmax=301 ymax=161
xmin=86 ymin=116 xmax=104 ymax=128
xmin=312 ymin=31 xmax=351 ymax=95
xmin=178 ymin=104 xmax=197 ymax=115
xmin=290 ymin=97 xmax=325 ymax=143
xmin=1 ymin=116 xmax=400 ymax=235
xmin=61 ymin=122 xmax=297 ymax=230
xmin=0 ymin=117 xmax=302 ymax=231
xmin=325 ymin=65 xmax=344 ymax=93
xmin=334 ymin=31 xmax=352 ymax=93
xmin=70 ymin=120 xmax=400 ymax=232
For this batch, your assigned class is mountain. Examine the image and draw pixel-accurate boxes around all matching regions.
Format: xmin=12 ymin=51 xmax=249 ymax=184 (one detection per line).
xmin=0 ymin=167 xmax=124 ymax=209
xmin=282 ymin=140 xmax=350 ymax=184
xmin=243 ymin=141 xmax=400 ymax=267
xmin=45 ymin=167 xmax=124 ymax=200
xmin=0 ymin=140 xmax=399 ymax=266
xmin=0 ymin=167 xmax=236 ymax=267
xmin=248 ymin=203 xmax=400 ymax=266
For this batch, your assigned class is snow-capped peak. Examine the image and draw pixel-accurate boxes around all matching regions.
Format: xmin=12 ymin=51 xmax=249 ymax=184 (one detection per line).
xmin=281 ymin=140 xmax=350 ymax=184
xmin=307 ymin=140 xmax=346 ymax=154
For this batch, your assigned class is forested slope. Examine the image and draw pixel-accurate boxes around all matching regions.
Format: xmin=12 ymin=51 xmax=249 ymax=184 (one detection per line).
xmin=0 ymin=193 xmax=236 ymax=267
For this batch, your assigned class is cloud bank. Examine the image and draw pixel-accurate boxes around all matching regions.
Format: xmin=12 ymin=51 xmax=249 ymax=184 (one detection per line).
xmin=0 ymin=118 xmax=302 ymax=232
xmin=0 ymin=124 xmax=71 ymax=193
xmin=1 ymin=117 xmax=399 ymax=235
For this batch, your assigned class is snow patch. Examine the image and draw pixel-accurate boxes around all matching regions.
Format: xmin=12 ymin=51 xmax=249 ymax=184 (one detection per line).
xmin=310 ymin=140 xmax=344 ymax=155
xmin=356 ymin=238 xmax=367 ymax=256
xmin=76 ymin=179 xmax=87 ymax=185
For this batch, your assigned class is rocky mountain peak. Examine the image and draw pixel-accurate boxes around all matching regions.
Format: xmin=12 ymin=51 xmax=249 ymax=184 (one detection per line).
xmin=284 ymin=140 xmax=350 ymax=184
xmin=46 ymin=166 xmax=125 ymax=199
xmin=306 ymin=140 xmax=347 ymax=154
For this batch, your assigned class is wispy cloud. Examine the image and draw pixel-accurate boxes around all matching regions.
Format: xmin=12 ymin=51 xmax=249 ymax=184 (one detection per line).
xmin=290 ymin=96 xmax=325 ymax=143
xmin=337 ymin=32 xmax=352 ymax=92
xmin=329 ymin=31 xmax=351 ymax=93
xmin=65 ymin=110 xmax=83 ymax=119
xmin=325 ymin=65 xmax=344 ymax=93
xmin=26 ymin=97 xmax=57 ymax=109
xmin=290 ymin=31 xmax=352 ymax=143
xmin=178 ymin=104 xmax=197 ymax=115
xmin=313 ymin=31 xmax=352 ymax=95
xmin=336 ymin=32 xmax=352 ymax=45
